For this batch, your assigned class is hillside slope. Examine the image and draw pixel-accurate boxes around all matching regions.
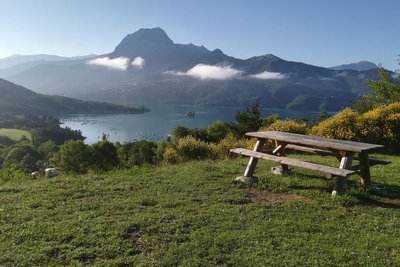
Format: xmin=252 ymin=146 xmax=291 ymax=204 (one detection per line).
xmin=0 ymin=78 xmax=147 ymax=115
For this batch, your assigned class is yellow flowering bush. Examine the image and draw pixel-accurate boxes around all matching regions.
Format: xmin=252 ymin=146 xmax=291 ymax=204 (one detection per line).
xmin=261 ymin=119 xmax=308 ymax=134
xmin=162 ymin=147 xmax=181 ymax=164
xmin=175 ymin=136 xmax=209 ymax=161
xmin=310 ymin=108 xmax=360 ymax=141
xmin=311 ymin=103 xmax=400 ymax=151
xmin=208 ymin=133 xmax=255 ymax=159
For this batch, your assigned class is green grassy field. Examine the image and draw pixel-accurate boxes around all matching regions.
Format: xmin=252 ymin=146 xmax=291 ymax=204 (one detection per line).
xmin=0 ymin=128 xmax=31 ymax=142
xmin=0 ymin=154 xmax=399 ymax=266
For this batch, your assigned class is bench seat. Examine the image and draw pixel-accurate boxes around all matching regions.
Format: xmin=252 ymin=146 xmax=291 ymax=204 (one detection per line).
xmin=285 ymin=144 xmax=391 ymax=166
xmin=230 ymin=148 xmax=356 ymax=177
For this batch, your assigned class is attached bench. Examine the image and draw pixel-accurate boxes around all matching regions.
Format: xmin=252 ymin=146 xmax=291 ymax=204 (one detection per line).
xmin=230 ymin=131 xmax=390 ymax=195
xmin=230 ymin=148 xmax=356 ymax=177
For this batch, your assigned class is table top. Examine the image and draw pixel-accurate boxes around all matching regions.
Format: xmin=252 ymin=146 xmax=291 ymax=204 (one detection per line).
xmin=246 ymin=131 xmax=383 ymax=153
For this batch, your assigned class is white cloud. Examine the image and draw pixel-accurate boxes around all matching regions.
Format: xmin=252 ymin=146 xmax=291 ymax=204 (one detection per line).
xmin=87 ymin=57 xmax=129 ymax=71
xmin=131 ymin=56 xmax=145 ymax=69
xmin=165 ymin=64 xmax=243 ymax=80
xmin=249 ymin=71 xmax=286 ymax=80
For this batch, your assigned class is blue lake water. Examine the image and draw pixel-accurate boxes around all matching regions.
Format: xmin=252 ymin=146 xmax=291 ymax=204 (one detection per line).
xmin=60 ymin=105 xmax=322 ymax=144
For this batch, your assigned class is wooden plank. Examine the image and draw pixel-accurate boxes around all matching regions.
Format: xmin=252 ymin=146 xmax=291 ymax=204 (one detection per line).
xmin=285 ymin=144 xmax=390 ymax=166
xmin=246 ymin=131 xmax=383 ymax=153
xmin=230 ymin=148 xmax=356 ymax=177
xmin=285 ymin=144 xmax=334 ymax=156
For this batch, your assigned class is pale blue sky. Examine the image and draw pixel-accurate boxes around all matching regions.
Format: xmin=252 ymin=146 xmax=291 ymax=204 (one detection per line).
xmin=0 ymin=0 xmax=399 ymax=70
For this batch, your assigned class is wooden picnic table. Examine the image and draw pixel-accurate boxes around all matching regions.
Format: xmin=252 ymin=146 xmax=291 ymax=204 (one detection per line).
xmin=230 ymin=131 xmax=390 ymax=195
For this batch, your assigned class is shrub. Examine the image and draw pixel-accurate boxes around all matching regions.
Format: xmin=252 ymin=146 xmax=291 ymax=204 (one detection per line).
xmin=52 ymin=140 xmax=90 ymax=174
xmin=3 ymin=142 xmax=41 ymax=172
xmin=262 ymin=119 xmax=308 ymax=135
xmin=309 ymin=108 xmax=359 ymax=141
xmin=208 ymin=133 xmax=255 ymax=160
xmin=162 ymin=147 xmax=181 ymax=164
xmin=90 ymin=140 xmax=118 ymax=172
xmin=207 ymin=121 xmax=231 ymax=142
xmin=0 ymin=164 xmax=29 ymax=185
xmin=175 ymin=136 xmax=209 ymax=161
xmin=117 ymin=141 xmax=157 ymax=168
xmin=310 ymin=103 xmax=400 ymax=152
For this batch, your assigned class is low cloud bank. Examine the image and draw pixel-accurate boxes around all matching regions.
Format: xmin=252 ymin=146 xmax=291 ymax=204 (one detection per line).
xmin=131 ymin=57 xmax=145 ymax=69
xmin=87 ymin=56 xmax=146 ymax=70
xmin=87 ymin=57 xmax=130 ymax=71
xmin=166 ymin=64 xmax=243 ymax=80
xmin=249 ymin=71 xmax=286 ymax=80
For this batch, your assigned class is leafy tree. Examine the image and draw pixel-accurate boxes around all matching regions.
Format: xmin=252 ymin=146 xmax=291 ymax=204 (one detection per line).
xmin=355 ymin=59 xmax=400 ymax=112
xmin=31 ymin=126 xmax=85 ymax=146
xmin=37 ymin=140 xmax=58 ymax=162
xmin=3 ymin=142 xmax=40 ymax=171
xmin=90 ymin=140 xmax=118 ymax=172
xmin=207 ymin=121 xmax=231 ymax=142
xmin=52 ymin=140 xmax=90 ymax=174
xmin=172 ymin=126 xmax=191 ymax=142
xmin=233 ymin=103 xmax=262 ymax=137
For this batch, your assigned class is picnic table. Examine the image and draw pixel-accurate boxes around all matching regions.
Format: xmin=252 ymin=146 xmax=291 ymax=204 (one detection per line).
xmin=230 ymin=131 xmax=391 ymax=195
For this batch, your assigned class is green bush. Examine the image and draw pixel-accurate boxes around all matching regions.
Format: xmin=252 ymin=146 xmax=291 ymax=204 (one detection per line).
xmin=0 ymin=164 xmax=29 ymax=184
xmin=52 ymin=140 xmax=90 ymax=174
xmin=116 ymin=140 xmax=157 ymax=168
xmin=3 ymin=142 xmax=41 ymax=172
xmin=91 ymin=140 xmax=118 ymax=172
xmin=207 ymin=121 xmax=231 ymax=142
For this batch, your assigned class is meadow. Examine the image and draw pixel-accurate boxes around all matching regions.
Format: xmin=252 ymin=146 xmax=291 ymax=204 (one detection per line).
xmin=0 ymin=128 xmax=32 ymax=142
xmin=1 ymin=154 xmax=399 ymax=266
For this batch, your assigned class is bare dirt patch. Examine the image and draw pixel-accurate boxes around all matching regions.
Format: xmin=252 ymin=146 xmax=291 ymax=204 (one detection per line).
xmin=245 ymin=188 xmax=312 ymax=204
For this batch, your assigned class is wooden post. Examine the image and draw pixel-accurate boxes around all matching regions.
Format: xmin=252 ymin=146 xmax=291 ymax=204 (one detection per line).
xmin=332 ymin=153 xmax=354 ymax=196
xmin=275 ymin=140 xmax=289 ymax=173
xmin=358 ymin=152 xmax=371 ymax=187
xmin=235 ymin=138 xmax=265 ymax=182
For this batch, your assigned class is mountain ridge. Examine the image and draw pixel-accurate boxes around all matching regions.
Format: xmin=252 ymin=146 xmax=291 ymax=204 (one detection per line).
xmin=0 ymin=27 xmax=383 ymax=111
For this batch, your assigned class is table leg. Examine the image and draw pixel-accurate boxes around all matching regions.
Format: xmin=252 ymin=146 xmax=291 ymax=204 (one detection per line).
xmin=236 ymin=139 xmax=265 ymax=182
xmin=275 ymin=141 xmax=289 ymax=172
xmin=332 ymin=153 xmax=354 ymax=196
xmin=359 ymin=152 xmax=371 ymax=187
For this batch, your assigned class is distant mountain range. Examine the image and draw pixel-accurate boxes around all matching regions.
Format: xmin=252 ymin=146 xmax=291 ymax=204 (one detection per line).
xmin=330 ymin=61 xmax=378 ymax=71
xmin=0 ymin=78 xmax=147 ymax=115
xmin=0 ymin=27 xmax=384 ymax=111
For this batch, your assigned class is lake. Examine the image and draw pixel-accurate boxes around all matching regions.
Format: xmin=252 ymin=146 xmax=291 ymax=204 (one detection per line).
xmin=60 ymin=105 xmax=322 ymax=144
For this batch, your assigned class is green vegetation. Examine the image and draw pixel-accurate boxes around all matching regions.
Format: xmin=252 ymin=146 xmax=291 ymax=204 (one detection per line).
xmin=0 ymin=156 xmax=399 ymax=266
xmin=0 ymin=128 xmax=31 ymax=142
xmin=355 ymin=59 xmax=400 ymax=112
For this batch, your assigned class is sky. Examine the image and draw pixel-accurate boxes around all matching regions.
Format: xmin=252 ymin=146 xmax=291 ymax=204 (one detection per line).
xmin=0 ymin=0 xmax=399 ymax=71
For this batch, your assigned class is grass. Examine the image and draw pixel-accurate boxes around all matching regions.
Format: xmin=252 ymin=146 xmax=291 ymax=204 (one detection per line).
xmin=0 ymin=154 xmax=399 ymax=266
xmin=0 ymin=128 xmax=32 ymax=142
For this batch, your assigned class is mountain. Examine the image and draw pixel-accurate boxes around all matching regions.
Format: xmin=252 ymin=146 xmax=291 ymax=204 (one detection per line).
xmin=0 ymin=78 xmax=147 ymax=115
xmin=330 ymin=61 xmax=378 ymax=71
xmin=0 ymin=27 xmax=382 ymax=111
xmin=0 ymin=54 xmax=96 ymax=69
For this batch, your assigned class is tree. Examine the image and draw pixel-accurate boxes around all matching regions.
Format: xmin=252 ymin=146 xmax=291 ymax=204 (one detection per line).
xmin=90 ymin=140 xmax=118 ymax=172
xmin=52 ymin=140 xmax=90 ymax=174
xmin=207 ymin=121 xmax=231 ymax=142
xmin=233 ymin=103 xmax=262 ymax=137
xmin=3 ymin=142 xmax=40 ymax=171
xmin=355 ymin=59 xmax=400 ymax=112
